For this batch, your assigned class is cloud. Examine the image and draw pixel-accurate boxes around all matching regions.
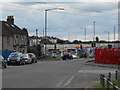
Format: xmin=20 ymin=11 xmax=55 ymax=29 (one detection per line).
xmin=1 ymin=1 xmax=118 ymax=41
xmin=1 ymin=0 xmax=119 ymax=2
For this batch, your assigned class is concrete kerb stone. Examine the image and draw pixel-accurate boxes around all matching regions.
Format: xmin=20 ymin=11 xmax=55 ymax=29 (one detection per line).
xmin=85 ymin=60 xmax=119 ymax=68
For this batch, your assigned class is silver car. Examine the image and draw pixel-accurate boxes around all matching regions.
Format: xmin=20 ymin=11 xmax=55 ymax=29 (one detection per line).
xmin=21 ymin=54 xmax=32 ymax=64
xmin=0 ymin=55 xmax=7 ymax=69
xmin=7 ymin=52 xmax=25 ymax=65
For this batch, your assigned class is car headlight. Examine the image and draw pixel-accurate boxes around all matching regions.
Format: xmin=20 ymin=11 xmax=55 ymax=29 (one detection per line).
xmin=17 ymin=59 xmax=20 ymax=61
xmin=7 ymin=58 xmax=10 ymax=61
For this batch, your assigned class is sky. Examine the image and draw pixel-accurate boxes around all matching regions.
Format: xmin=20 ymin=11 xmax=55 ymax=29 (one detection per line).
xmin=0 ymin=0 xmax=119 ymax=41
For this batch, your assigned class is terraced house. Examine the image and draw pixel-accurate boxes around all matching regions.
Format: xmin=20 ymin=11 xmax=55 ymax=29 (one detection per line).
xmin=0 ymin=16 xmax=28 ymax=53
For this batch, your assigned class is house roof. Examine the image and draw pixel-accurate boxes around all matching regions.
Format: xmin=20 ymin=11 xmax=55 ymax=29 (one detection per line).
xmin=1 ymin=20 xmax=28 ymax=36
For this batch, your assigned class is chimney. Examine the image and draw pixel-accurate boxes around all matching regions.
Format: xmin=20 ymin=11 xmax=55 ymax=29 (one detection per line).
xmin=7 ymin=16 xmax=14 ymax=24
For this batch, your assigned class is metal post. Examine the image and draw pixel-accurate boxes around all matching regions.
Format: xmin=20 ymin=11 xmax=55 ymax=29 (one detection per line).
xmin=85 ymin=28 xmax=86 ymax=41
xmin=93 ymin=21 xmax=96 ymax=41
xmin=108 ymin=32 xmax=109 ymax=42
xmin=36 ymin=29 xmax=38 ymax=45
xmin=114 ymin=25 xmax=115 ymax=42
xmin=113 ymin=83 xmax=116 ymax=90
xmin=45 ymin=10 xmax=47 ymax=37
xmin=44 ymin=10 xmax=48 ymax=56
xmin=108 ymin=72 xmax=111 ymax=81
xmin=115 ymin=71 xmax=118 ymax=80
xmin=107 ymin=78 xmax=110 ymax=90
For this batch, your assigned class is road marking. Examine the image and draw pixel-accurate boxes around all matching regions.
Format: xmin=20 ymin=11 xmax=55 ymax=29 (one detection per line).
xmin=64 ymin=76 xmax=74 ymax=87
xmin=57 ymin=79 xmax=65 ymax=88
xmin=78 ymin=70 xmax=117 ymax=74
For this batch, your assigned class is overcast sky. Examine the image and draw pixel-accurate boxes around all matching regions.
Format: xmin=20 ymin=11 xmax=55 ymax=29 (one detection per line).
xmin=0 ymin=0 xmax=119 ymax=41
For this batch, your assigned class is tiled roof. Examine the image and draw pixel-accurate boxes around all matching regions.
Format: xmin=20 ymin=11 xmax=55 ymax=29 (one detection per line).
xmin=1 ymin=21 xmax=27 ymax=36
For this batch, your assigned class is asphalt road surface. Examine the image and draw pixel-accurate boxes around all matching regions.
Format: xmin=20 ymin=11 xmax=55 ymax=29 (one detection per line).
xmin=2 ymin=58 xmax=118 ymax=88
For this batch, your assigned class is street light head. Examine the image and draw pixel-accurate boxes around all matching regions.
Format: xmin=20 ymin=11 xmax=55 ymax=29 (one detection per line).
xmin=59 ymin=8 xmax=64 ymax=10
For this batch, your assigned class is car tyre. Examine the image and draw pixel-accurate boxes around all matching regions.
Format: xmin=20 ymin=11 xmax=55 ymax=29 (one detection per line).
xmin=4 ymin=65 xmax=7 ymax=68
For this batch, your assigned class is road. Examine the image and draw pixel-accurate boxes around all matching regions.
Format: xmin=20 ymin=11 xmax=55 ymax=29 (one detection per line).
xmin=2 ymin=58 xmax=118 ymax=88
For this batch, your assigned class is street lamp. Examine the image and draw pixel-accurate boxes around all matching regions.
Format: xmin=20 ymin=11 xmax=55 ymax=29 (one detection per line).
xmin=93 ymin=21 xmax=96 ymax=41
xmin=44 ymin=8 xmax=64 ymax=37
xmin=44 ymin=7 xmax=64 ymax=56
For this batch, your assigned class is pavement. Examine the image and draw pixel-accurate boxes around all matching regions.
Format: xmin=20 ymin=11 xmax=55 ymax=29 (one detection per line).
xmin=85 ymin=58 xmax=120 ymax=69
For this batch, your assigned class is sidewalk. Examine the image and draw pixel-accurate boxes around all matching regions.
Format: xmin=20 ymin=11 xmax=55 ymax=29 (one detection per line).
xmin=85 ymin=59 xmax=119 ymax=68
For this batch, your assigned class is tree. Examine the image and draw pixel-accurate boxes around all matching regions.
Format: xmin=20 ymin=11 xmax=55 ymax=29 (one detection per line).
xmin=96 ymin=36 xmax=99 ymax=42
xmin=72 ymin=40 xmax=79 ymax=44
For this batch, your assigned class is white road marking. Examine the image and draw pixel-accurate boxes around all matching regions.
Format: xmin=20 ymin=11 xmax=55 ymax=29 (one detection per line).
xmin=78 ymin=70 xmax=117 ymax=74
xmin=64 ymin=76 xmax=74 ymax=87
xmin=57 ymin=79 xmax=65 ymax=88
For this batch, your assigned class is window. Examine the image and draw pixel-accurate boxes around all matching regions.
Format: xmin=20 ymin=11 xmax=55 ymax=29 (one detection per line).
xmin=7 ymin=36 xmax=10 ymax=45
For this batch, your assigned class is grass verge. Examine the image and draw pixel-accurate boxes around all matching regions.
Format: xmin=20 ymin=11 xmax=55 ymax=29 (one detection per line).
xmin=94 ymin=79 xmax=120 ymax=89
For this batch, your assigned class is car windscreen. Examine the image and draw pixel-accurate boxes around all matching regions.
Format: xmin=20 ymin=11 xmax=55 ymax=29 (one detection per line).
xmin=9 ymin=53 xmax=20 ymax=58
xmin=22 ymin=54 xmax=28 ymax=57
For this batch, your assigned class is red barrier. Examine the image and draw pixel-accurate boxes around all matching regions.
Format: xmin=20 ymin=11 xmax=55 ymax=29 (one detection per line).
xmin=95 ymin=48 xmax=120 ymax=64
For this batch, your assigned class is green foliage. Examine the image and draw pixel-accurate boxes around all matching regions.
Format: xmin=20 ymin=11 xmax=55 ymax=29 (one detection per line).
xmin=27 ymin=44 xmax=42 ymax=57
xmin=94 ymin=79 xmax=120 ymax=89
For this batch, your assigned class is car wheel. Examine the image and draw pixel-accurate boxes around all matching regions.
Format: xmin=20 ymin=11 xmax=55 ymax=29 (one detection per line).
xmin=35 ymin=61 xmax=37 ymax=63
xmin=18 ymin=62 xmax=21 ymax=66
xmin=7 ymin=63 xmax=10 ymax=65
xmin=4 ymin=64 xmax=7 ymax=68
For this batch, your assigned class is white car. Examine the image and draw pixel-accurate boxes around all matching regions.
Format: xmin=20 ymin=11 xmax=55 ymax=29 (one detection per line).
xmin=72 ymin=55 xmax=77 ymax=59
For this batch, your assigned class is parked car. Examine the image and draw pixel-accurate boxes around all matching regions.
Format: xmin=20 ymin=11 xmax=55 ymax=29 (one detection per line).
xmin=7 ymin=52 xmax=25 ymax=65
xmin=72 ymin=55 xmax=77 ymax=59
xmin=0 ymin=55 xmax=7 ymax=69
xmin=62 ymin=53 xmax=73 ymax=60
xmin=21 ymin=54 xmax=32 ymax=64
xmin=28 ymin=53 xmax=37 ymax=63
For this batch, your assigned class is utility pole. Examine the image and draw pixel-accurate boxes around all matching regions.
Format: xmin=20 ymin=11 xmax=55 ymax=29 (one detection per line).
xmin=36 ymin=29 xmax=38 ymax=45
xmin=108 ymin=32 xmax=109 ymax=42
xmin=85 ymin=27 xmax=86 ymax=42
xmin=93 ymin=21 xmax=96 ymax=41
xmin=114 ymin=25 xmax=116 ymax=48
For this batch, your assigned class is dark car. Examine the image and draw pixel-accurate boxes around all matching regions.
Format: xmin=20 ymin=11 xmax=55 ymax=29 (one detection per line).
xmin=28 ymin=53 xmax=37 ymax=63
xmin=21 ymin=54 xmax=32 ymax=64
xmin=7 ymin=52 xmax=25 ymax=65
xmin=62 ymin=53 xmax=73 ymax=60
xmin=0 ymin=55 xmax=7 ymax=69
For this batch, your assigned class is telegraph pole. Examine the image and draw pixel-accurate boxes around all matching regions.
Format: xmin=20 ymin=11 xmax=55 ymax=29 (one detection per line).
xmin=93 ymin=21 xmax=96 ymax=41
xmin=36 ymin=29 xmax=38 ymax=45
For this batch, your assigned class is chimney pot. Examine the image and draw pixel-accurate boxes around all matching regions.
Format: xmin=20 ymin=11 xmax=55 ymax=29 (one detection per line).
xmin=7 ymin=16 xmax=14 ymax=24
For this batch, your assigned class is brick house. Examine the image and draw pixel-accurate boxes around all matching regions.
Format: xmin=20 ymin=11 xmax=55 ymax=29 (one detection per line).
xmin=0 ymin=16 xmax=28 ymax=53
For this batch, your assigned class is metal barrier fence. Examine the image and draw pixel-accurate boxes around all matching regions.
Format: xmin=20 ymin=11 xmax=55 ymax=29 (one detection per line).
xmin=100 ymin=71 xmax=120 ymax=90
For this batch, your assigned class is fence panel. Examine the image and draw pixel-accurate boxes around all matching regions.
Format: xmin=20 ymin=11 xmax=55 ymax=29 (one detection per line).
xmin=95 ymin=48 xmax=120 ymax=64
xmin=2 ymin=50 xmax=15 ymax=60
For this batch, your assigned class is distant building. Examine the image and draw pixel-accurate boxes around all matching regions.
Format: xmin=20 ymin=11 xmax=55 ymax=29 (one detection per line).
xmin=29 ymin=36 xmax=41 ymax=46
xmin=0 ymin=16 xmax=28 ymax=53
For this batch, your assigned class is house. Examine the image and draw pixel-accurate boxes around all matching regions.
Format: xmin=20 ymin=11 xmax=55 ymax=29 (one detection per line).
xmin=29 ymin=36 xmax=41 ymax=46
xmin=1 ymin=16 xmax=28 ymax=53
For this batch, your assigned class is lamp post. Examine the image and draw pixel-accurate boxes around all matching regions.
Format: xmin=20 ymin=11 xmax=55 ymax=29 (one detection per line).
xmin=44 ymin=8 xmax=64 ymax=56
xmin=44 ymin=8 xmax=64 ymax=37
xmin=114 ymin=25 xmax=116 ymax=42
xmin=93 ymin=21 xmax=96 ymax=41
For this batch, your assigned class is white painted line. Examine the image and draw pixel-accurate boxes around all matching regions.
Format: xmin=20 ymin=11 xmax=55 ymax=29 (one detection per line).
xmin=57 ymin=80 xmax=64 ymax=88
xmin=64 ymin=76 xmax=74 ymax=87
xmin=78 ymin=70 xmax=117 ymax=74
